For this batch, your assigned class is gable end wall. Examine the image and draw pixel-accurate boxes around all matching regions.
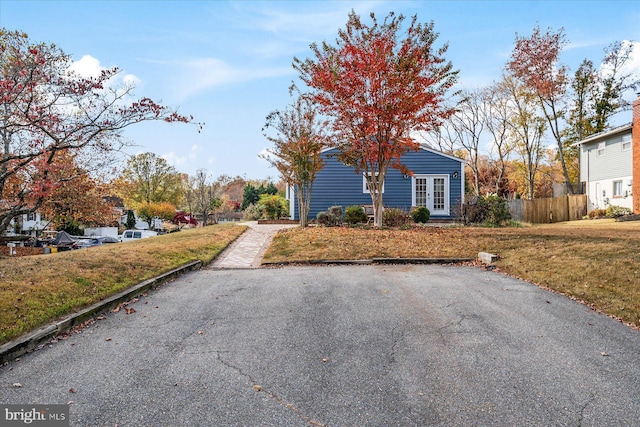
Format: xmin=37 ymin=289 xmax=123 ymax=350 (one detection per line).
xmin=292 ymin=148 xmax=464 ymax=220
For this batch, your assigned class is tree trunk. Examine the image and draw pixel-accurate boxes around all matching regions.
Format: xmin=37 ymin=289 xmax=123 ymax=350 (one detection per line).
xmin=296 ymin=185 xmax=308 ymax=228
xmin=372 ymin=193 xmax=384 ymax=227
xmin=366 ymin=168 xmax=386 ymax=227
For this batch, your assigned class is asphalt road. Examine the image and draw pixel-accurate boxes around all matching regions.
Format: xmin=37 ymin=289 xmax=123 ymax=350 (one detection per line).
xmin=1 ymin=265 xmax=640 ymax=426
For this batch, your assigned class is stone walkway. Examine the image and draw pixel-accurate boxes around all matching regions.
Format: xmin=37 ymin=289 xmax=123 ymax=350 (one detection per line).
xmin=211 ymin=222 xmax=297 ymax=269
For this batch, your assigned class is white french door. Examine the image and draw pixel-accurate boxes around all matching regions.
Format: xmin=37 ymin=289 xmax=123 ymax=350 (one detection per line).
xmin=412 ymin=175 xmax=449 ymax=215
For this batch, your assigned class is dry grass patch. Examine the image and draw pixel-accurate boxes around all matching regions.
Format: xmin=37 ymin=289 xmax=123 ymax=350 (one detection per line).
xmin=264 ymin=220 xmax=640 ymax=327
xmin=264 ymin=226 xmax=487 ymax=261
xmin=0 ymin=224 xmax=245 ymax=345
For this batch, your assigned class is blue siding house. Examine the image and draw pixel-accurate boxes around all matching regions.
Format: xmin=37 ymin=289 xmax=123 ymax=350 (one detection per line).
xmin=288 ymin=146 xmax=465 ymax=221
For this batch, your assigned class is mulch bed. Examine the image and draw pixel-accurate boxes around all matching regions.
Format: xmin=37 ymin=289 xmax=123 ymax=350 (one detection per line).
xmin=0 ymin=246 xmax=45 ymax=257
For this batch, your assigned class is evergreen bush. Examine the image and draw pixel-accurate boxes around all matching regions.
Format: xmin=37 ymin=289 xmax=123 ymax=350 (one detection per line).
xmin=345 ymin=205 xmax=368 ymax=224
xmin=316 ymin=211 xmax=331 ymax=226
xmin=411 ymin=206 xmax=430 ymax=223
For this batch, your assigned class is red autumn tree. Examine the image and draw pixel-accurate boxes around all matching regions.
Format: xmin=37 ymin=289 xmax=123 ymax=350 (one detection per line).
xmin=294 ymin=11 xmax=458 ymax=226
xmin=0 ymin=29 xmax=201 ymax=235
xmin=507 ymin=25 xmax=574 ymax=193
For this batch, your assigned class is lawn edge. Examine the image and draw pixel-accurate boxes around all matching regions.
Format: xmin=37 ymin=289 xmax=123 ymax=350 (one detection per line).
xmin=261 ymin=257 xmax=475 ymax=267
xmin=0 ymin=260 xmax=202 ymax=365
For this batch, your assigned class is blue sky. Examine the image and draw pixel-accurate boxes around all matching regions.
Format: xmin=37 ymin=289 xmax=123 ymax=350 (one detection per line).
xmin=2 ymin=1 xmax=639 ymax=181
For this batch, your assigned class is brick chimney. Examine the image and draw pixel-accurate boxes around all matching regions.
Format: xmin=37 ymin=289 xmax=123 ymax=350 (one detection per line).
xmin=634 ymin=95 xmax=640 ymax=214
xmin=631 ymin=94 xmax=640 ymax=214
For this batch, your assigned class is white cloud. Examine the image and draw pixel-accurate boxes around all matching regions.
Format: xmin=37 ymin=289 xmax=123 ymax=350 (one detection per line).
xmin=162 ymin=145 xmax=200 ymax=170
xmin=624 ymin=41 xmax=640 ymax=78
xmin=161 ymin=151 xmax=182 ymax=167
xmin=69 ymin=54 xmax=142 ymax=89
xmin=258 ymin=148 xmax=274 ymax=162
xmin=69 ymin=55 xmax=102 ymax=78
xmin=599 ymin=41 xmax=640 ymax=93
xmin=172 ymin=57 xmax=292 ymax=100
xmin=235 ymin=1 xmax=383 ymax=39
xmin=123 ymin=73 xmax=142 ymax=87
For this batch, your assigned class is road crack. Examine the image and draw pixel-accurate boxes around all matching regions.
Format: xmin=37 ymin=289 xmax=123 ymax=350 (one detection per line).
xmin=388 ymin=321 xmax=408 ymax=365
xmin=215 ymin=351 xmax=327 ymax=427
xmin=577 ymin=392 xmax=596 ymax=427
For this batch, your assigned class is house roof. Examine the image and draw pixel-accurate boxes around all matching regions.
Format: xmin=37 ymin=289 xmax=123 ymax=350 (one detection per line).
xmin=321 ymin=143 xmax=465 ymax=163
xmin=571 ymin=122 xmax=632 ymax=147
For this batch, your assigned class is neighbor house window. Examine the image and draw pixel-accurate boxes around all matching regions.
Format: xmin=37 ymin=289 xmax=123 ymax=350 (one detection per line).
xmin=613 ymin=180 xmax=623 ymax=197
xmin=622 ymin=134 xmax=631 ymax=151
xmin=362 ymin=172 xmax=384 ymax=194
xmin=597 ymin=142 xmax=605 ymax=156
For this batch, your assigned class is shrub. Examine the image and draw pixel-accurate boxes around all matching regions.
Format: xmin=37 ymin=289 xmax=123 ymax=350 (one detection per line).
xmin=605 ymin=205 xmax=632 ymax=218
xmin=411 ymin=206 xmax=430 ymax=223
xmin=588 ymin=209 xmax=607 ymax=219
xmin=258 ymin=194 xmax=288 ymax=220
xmin=328 ymin=206 xmax=343 ymax=224
xmin=460 ymin=196 xmax=486 ymax=224
xmin=345 ymin=205 xmax=368 ymax=224
xmin=316 ymin=211 xmax=331 ymax=226
xmin=383 ymin=208 xmax=411 ymax=227
xmin=461 ymin=194 xmax=511 ymax=227
xmin=242 ymin=203 xmax=262 ymax=221
xmin=483 ymin=194 xmax=511 ymax=227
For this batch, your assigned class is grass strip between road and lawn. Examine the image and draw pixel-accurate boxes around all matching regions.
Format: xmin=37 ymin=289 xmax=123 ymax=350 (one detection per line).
xmin=0 ymin=224 xmax=246 ymax=346
xmin=263 ymin=219 xmax=640 ymax=329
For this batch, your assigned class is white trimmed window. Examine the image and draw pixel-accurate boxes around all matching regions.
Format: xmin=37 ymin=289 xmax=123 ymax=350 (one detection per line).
xmin=597 ymin=142 xmax=605 ymax=156
xmin=362 ymin=173 xmax=384 ymax=194
xmin=613 ymin=180 xmax=623 ymax=197
xmin=622 ymin=134 xmax=631 ymax=151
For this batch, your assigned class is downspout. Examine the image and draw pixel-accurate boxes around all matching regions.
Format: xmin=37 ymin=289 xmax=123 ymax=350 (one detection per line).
xmin=586 ymin=146 xmax=590 ymax=210
xmin=460 ymin=162 xmax=465 ymax=207
xmin=288 ymin=185 xmax=295 ymax=220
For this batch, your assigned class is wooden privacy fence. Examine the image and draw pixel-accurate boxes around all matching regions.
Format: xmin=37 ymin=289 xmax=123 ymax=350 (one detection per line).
xmin=507 ymin=195 xmax=587 ymax=224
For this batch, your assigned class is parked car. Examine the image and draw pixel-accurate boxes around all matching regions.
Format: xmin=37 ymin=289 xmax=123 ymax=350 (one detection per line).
xmin=72 ymin=238 xmax=102 ymax=249
xmin=119 ymin=230 xmax=158 ymax=242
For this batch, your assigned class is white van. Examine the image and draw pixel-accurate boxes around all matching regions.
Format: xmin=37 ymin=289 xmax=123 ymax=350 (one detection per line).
xmin=119 ymin=229 xmax=158 ymax=242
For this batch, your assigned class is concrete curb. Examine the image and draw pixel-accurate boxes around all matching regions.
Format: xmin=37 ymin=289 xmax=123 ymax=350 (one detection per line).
xmin=0 ymin=260 xmax=202 ymax=364
xmin=261 ymin=257 xmax=475 ymax=267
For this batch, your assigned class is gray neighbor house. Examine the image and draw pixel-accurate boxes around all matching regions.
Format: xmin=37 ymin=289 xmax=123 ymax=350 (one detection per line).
xmin=573 ymin=95 xmax=640 ymax=214
xmin=287 ymin=146 xmax=465 ymax=221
